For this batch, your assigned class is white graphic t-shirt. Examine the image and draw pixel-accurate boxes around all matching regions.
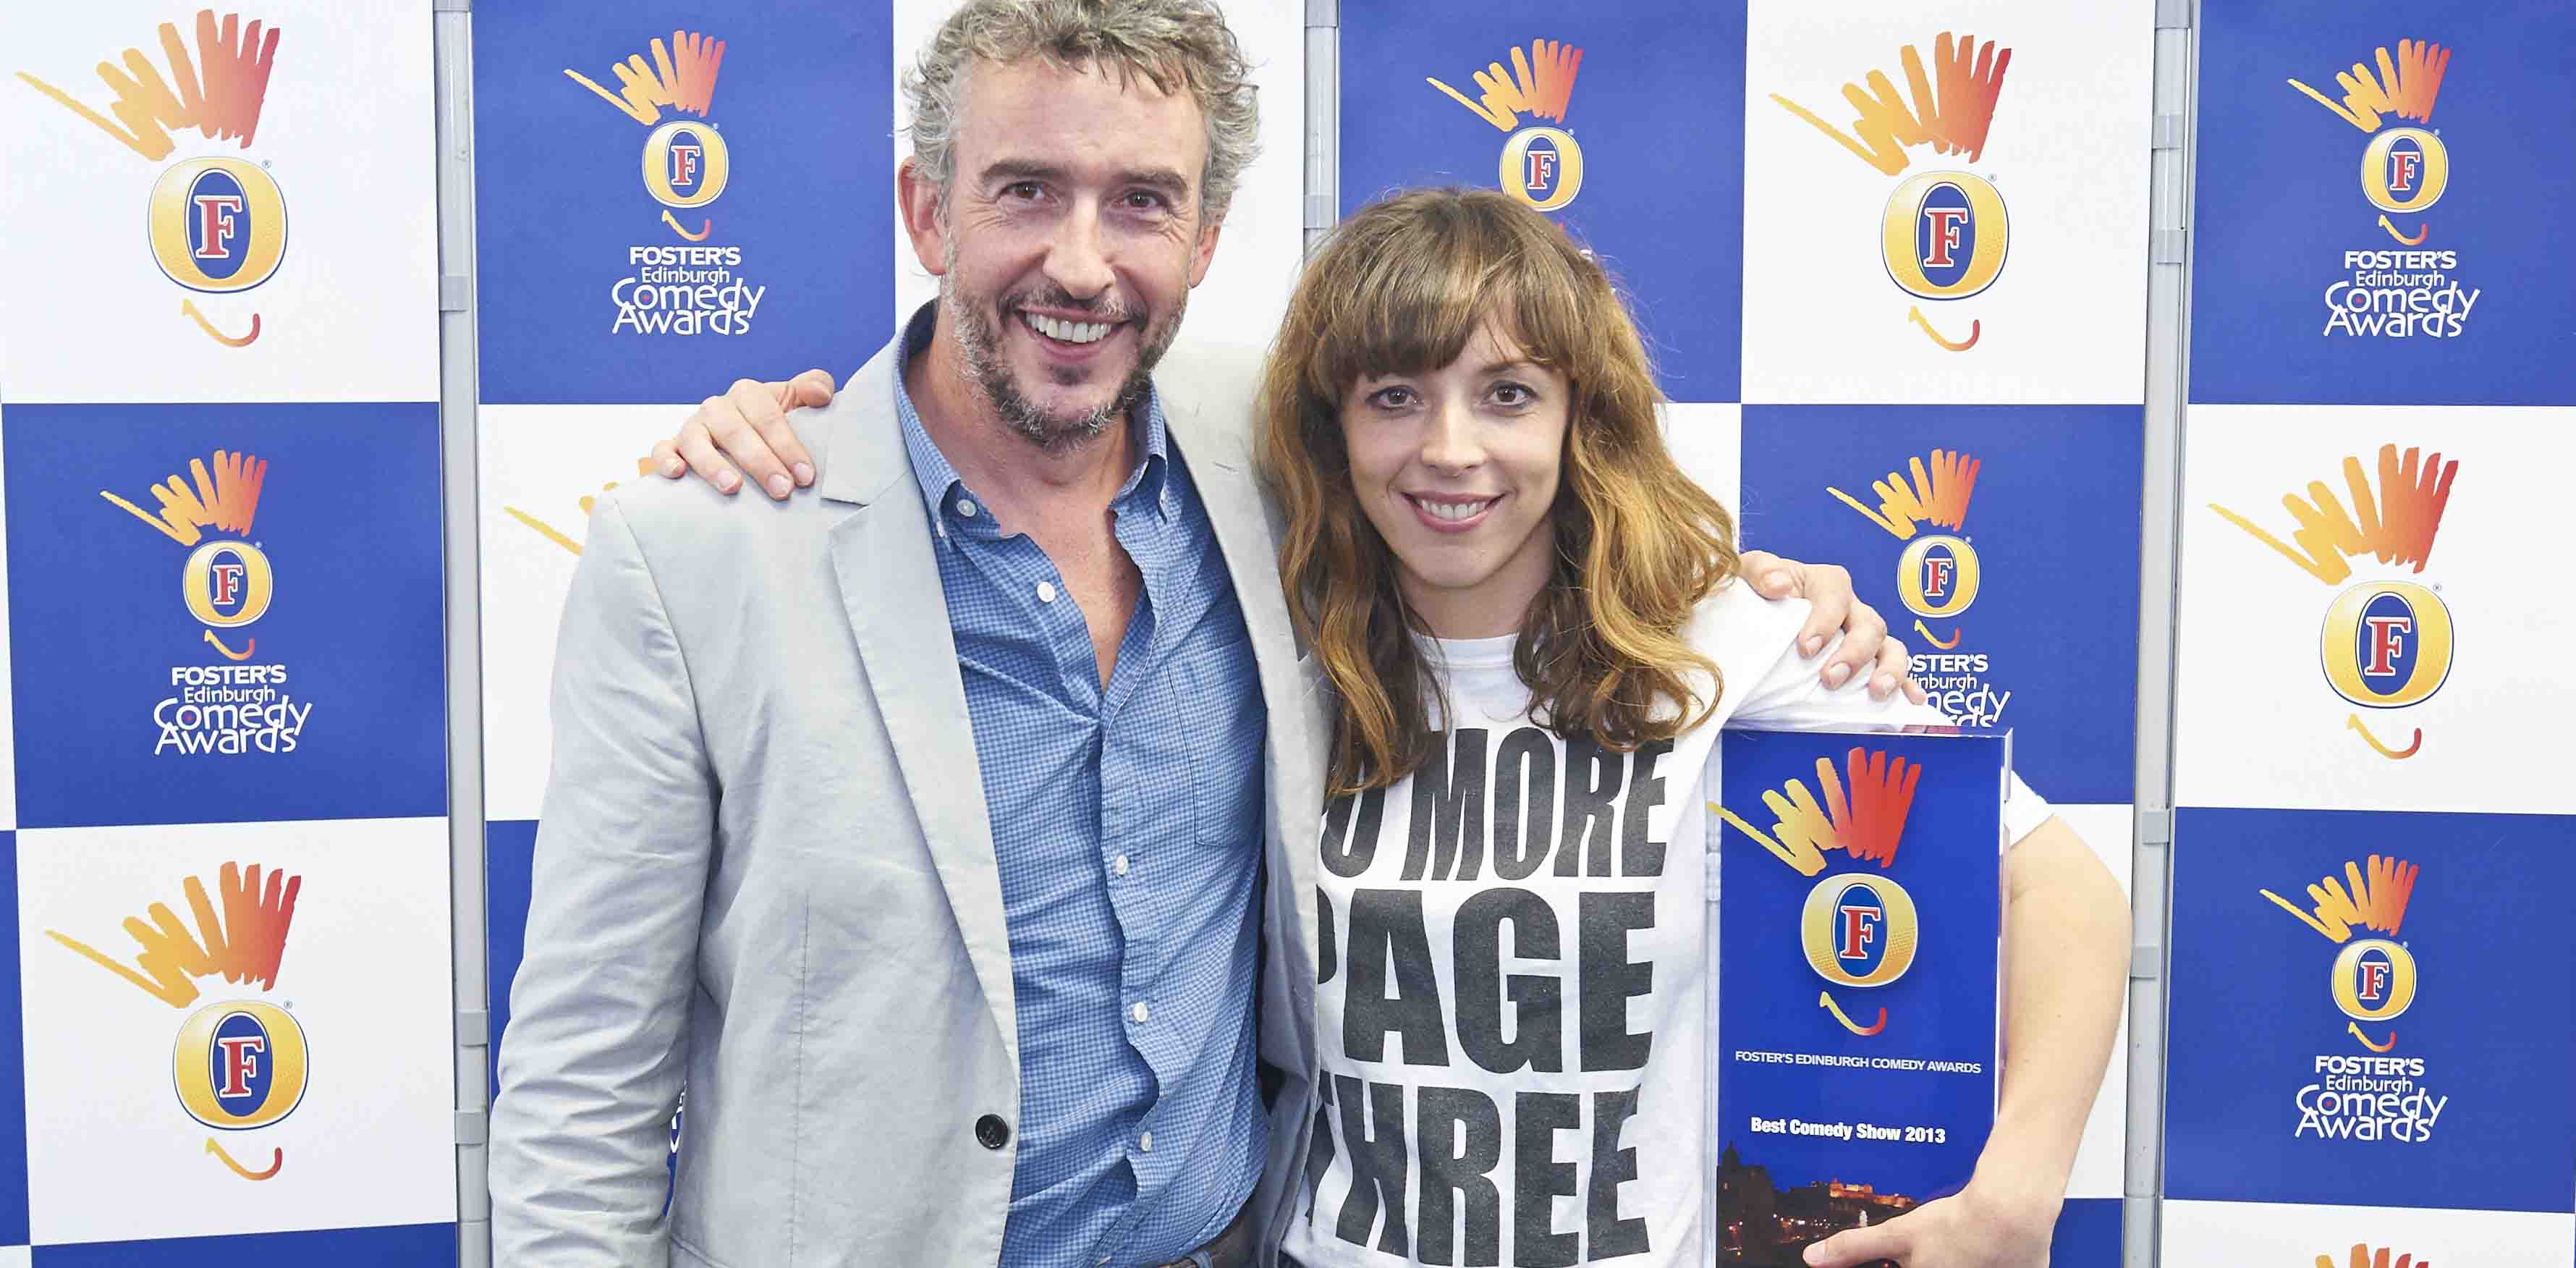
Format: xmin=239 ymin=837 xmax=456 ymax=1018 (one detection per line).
xmin=1286 ymin=583 xmax=2049 ymax=1267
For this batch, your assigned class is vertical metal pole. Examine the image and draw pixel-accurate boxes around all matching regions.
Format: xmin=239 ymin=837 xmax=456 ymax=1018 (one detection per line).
xmin=429 ymin=2 xmax=492 ymax=1265
xmin=1302 ymin=0 xmax=1339 ymax=256
xmin=2130 ymin=0 xmax=2198 ymax=1264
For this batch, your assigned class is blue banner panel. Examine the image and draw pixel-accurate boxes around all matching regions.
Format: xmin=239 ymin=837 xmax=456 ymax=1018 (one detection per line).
xmin=1739 ymin=405 xmax=2141 ymax=805
xmin=2048 ymin=1196 xmax=2119 ymax=1267
xmin=486 ymin=819 xmax=537 ymax=1097
xmin=4 ymin=405 xmax=445 ymax=829
xmin=472 ymin=4 xmax=894 ymax=405
xmin=2166 ymin=807 xmax=2576 ymax=1211
xmin=31 ymin=1221 xmax=455 ymax=1264
xmin=1713 ymin=728 xmax=2003 ymax=1264
xmin=2189 ymin=1 xmax=2576 ymax=405
xmin=1339 ymin=0 xmax=1745 ymax=401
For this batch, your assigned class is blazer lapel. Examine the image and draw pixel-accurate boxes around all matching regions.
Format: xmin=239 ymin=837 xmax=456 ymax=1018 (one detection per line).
xmin=1162 ymin=382 xmax=1325 ymax=1073
xmin=818 ymin=333 xmax=1018 ymax=1066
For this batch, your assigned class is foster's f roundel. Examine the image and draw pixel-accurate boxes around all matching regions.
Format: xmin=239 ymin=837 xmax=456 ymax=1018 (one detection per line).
xmin=147 ymin=157 xmax=289 ymax=295
xmin=173 ymin=999 xmax=309 ymax=1131
xmin=2331 ymin=937 xmax=2417 ymax=1024
xmin=1498 ymin=126 xmax=1582 ymax=212
xmin=643 ymin=119 xmax=730 ymax=210
xmin=2361 ymin=126 xmax=2448 ymax=215
xmin=1881 ymin=171 xmax=2007 ymax=301
xmin=1897 ymin=533 xmax=1980 ymax=620
xmin=1801 ymin=873 xmax=1920 ymax=989
xmin=2321 ymin=580 xmax=2452 ymax=709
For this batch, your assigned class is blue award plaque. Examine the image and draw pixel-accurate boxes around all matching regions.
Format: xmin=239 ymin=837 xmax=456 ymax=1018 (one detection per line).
xmin=1711 ymin=727 xmax=2009 ymax=1265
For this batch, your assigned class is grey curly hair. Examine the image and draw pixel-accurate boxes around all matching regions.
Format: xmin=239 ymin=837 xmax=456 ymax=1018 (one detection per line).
xmin=904 ymin=0 xmax=1261 ymax=222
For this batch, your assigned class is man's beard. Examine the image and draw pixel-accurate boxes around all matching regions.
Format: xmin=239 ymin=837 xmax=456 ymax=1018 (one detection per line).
xmin=942 ymin=265 xmax=1185 ymax=454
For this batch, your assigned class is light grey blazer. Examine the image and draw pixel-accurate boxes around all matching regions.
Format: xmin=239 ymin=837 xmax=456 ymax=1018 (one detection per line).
xmin=488 ymin=327 xmax=1329 ymax=1267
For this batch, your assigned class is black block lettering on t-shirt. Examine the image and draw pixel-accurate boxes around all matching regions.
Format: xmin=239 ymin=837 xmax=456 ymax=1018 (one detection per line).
xmin=1334 ymin=1075 xmax=1412 ymax=1256
xmin=1586 ymin=1087 xmax=1650 ymax=1258
xmin=1554 ymin=737 xmax=1626 ymax=877
xmin=1415 ymin=1085 xmax=1504 ymax=1267
xmin=1577 ymin=892 xmax=1656 ymax=1072
xmin=1618 ymin=738 xmax=1673 ymax=878
xmin=1316 ymin=887 xmax=1339 ymax=986
xmin=1303 ymin=1074 xmax=1339 ymax=1222
xmin=1452 ymin=887 xmax=1564 ymax=1075
xmin=1405 ymin=728 xmax=1490 ymax=882
xmin=1512 ymin=1091 xmax=1582 ymax=1268
xmin=1491 ymin=727 xmax=1557 ymax=882
xmin=1323 ymin=786 xmax=1389 ymax=878
xmin=1344 ymin=889 xmax=1452 ymax=1067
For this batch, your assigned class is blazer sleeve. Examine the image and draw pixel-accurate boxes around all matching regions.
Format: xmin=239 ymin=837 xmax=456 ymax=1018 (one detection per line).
xmin=489 ymin=493 xmax=716 ymax=1267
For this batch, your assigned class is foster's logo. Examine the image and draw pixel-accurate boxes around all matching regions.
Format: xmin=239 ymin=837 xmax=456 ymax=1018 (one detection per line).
xmin=1428 ymin=38 xmax=1585 ymax=213
xmin=48 ymin=861 xmax=307 ymax=1180
xmin=17 ymin=10 xmax=287 ymax=346
xmin=1716 ymin=745 xmax=1925 ymax=1037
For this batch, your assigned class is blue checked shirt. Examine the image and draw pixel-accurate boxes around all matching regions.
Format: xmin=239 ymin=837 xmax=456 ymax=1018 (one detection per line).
xmin=892 ymin=310 xmax=1269 ymax=1267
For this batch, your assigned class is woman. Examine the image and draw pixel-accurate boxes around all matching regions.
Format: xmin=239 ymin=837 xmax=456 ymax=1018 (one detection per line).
xmin=1254 ymin=190 xmax=2124 ymax=1268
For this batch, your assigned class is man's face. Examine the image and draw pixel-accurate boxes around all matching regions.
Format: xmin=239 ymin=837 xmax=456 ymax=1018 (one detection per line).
xmin=908 ymin=56 xmax=1222 ymax=450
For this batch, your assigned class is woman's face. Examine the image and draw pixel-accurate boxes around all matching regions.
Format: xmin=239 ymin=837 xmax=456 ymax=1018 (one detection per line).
xmin=1339 ymin=318 xmax=1571 ymax=639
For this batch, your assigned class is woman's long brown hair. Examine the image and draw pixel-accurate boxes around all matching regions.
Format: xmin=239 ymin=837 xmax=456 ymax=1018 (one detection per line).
xmin=1256 ymin=187 xmax=1740 ymax=794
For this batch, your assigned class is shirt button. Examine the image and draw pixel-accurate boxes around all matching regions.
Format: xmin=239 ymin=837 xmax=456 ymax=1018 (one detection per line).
xmin=1130 ymin=1001 xmax=1150 ymax=1024
xmin=1037 ymin=580 xmax=1059 ymax=603
xmin=974 ymin=1114 xmax=1009 ymax=1149
xmin=1111 ymin=854 xmax=1130 ymax=876
xmin=956 ymin=499 xmax=978 ymax=517
xmin=1140 ymin=1131 xmax=1154 ymax=1153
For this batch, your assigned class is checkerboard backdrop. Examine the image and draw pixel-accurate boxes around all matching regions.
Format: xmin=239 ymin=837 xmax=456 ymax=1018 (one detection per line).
xmin=1 ymin=0 xmax=2569 ymax=1263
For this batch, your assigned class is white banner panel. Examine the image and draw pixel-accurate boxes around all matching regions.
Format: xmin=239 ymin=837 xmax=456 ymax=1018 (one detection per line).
xmin=1662 ymin=402 xmax=1742 ymax=523
xmin=2163 ymin=1198 xmax=2576 ymax=1267
xmin=889 ymin=0 xmax=1306 ymax=350
xmin=478 ymin=405 xmax=675 ymax=824
xmin=2174 ymin=405 xmax=2576 ymax=813
xmin=1739 ymin=0 xmax=2151 ymax=405
xmin=0 ymin=4 xmax=438 ymax=404
xmin=14 ymin=817 xmax=456 ymax=1244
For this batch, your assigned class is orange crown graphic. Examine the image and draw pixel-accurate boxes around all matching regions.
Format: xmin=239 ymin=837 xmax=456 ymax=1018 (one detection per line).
xmin=569 ymin=30 xmax=726 ymax=126
xmin=2208 ymin=444 xmax=2455 ymax=586
xmin=49 ymin=862 xmax=300 ymax=1009
xmin=2292 ymin=40 xmax=2449 ymax=133
xmin=2263 ymin=855 xmax=2418 ymax=944
xmin=1713 ymin=746 xmax=1920 ymax=878
xmin=1429 ymin=38 xmax=1581 ymax=132
xmin=1772 ymin=32 xmax=2010 ymax=177
xmin=101 ymin=449 xmax=266 ymax=548
xmin=1829 ymin=449 xmax=1978 ymax=541
xmin=15 ymin=10 xmax=280 ymax=162
xmin=2320 ymin=1246 xmax=2430 ymax=1268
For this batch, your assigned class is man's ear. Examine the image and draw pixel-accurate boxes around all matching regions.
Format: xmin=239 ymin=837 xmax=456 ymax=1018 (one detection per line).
xmin=1186 ymin=206 xmax=1225 ymax=287
xmin=899 ymin=157 xmax=948 ymax=276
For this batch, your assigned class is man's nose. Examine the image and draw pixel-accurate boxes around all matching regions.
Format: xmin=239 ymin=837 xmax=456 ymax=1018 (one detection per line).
xmin=1043 ymin=200 xmax=1116 ymax=299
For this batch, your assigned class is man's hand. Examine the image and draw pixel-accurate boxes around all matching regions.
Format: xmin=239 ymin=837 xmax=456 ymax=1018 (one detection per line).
xmin=649 ymin=370 xmax=838 ymax=499
xmin=1800 ymin=1178 xmax=2057 ymax=1267
xmin=1737 ymin=550 xmax=1925 ymax=703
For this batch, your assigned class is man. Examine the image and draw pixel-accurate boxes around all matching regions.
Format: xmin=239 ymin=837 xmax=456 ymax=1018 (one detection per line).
xmin=488 ymin=2 xmax=1918 ymax=1265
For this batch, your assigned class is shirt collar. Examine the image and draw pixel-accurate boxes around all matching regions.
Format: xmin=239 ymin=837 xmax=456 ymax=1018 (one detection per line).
xmin=889 ymin=302 xmax=1174 ymax=535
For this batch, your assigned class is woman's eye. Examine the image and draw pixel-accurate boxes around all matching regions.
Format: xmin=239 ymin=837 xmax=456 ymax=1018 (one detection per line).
xmin=1368 ymin=386 xmax=1416 ymax=409
xmin=1491 ymin=382 xmax=1534 ymax=405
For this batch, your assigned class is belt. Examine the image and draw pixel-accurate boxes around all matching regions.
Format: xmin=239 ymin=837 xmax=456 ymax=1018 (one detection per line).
xmin=1152 ymin=1200 xmax=1255 ymax=1268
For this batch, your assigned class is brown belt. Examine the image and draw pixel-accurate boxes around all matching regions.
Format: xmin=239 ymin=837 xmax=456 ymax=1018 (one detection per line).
xmin=1152 ymin=1200 xmax=1255 ymax=1268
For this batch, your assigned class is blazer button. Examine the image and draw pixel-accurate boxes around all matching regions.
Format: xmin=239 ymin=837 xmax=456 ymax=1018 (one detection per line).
xmin=975 ymin=1114 xmax=1011 ymax=1150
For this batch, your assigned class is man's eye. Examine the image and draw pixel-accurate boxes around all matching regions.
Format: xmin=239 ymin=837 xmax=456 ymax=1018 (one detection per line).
xmin=1123 ymin=190 xmax=1169 ymax=211
xmin=1004 ymin=182 xmax=1043 ymax=200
